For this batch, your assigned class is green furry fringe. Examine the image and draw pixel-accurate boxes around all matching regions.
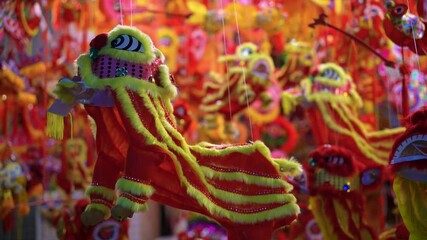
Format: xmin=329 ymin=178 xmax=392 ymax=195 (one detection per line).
xmin=84 ymin=203 xmax=111 ymax=219
xmin=116 ymin=197 xmax=148 ymax=212
xmin=85 ymin=185 xmax=117 ymax=201
xmin=115 ymin=178 xmax=154 ymax=197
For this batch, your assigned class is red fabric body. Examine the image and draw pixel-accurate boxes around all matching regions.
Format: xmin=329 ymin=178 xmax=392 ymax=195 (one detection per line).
xmin=84 ymin=105 xmax=128 ymax=193
xmin=109 ymin=88 xmax=297 ymax=237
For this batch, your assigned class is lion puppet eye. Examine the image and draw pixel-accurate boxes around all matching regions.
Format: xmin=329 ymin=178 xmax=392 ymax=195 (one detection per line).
xmin=111 ymin=34 xmax=145 ymax=53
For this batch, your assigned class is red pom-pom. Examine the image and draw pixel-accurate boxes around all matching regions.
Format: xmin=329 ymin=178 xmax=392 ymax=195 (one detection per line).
xmin=401 ymin=106 xmax=427 ymax=126
xmin=90 ymin=33 xmax=108 ymax=50
xmin=399 ymin=64 xmax=411 ymax=76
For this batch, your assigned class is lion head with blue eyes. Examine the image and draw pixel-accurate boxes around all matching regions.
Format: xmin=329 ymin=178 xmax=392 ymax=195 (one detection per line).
xmin=77 ymin=25 xmax=177 ymax=99
xmin=300 ymin=63 xmax=362 ymax=108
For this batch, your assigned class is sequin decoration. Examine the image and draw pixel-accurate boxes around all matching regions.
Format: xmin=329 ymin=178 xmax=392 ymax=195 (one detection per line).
xmin=92 ymin=55 xmax=162 ymax=80
xmin=309 ymin=158 xmax=316 ymax=167
xmin=343 ymin=183 xmax=351 ymax=192
xmin=115 ymin=67 xmax=128 ymax=77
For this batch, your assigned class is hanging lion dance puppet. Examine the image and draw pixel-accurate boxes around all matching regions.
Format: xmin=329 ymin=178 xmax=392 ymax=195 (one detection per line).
xmin=281 ymin=63 xmax=405 ymax=233
xmin=282 ymin=63 xmax=405 ymax=168
xmin=390 ymin=107 xmax=427 ymax=239
xmin=200 ymin=42 xmax=274 ymax=137
xmin=47 ymin=25 xmax=302 ymax=240
xmin=306 ymin=145 xmax=380 ymax=240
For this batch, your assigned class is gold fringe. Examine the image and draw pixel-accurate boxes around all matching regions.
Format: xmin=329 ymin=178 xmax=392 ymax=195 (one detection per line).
xmin=46 ymin=112 xmax=64 ymax=140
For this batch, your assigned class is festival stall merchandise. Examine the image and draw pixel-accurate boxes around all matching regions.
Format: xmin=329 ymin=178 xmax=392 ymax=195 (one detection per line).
xmin=0 ymin=143 xmax=30 ymax=232
xmin=2 ymin=0 xmax=427 ymax=239
xmin=200 ymin=42 xmax=274 ymax=138
xmin=48 ymin=25 xmax=302 ymax=239
xmin=43 ymin=198 xmax=129 ymax=240
xmin=282 ymin=62 xmax=404 ymax=167
xmin=281 ymin=62 xmax=405 ymax=233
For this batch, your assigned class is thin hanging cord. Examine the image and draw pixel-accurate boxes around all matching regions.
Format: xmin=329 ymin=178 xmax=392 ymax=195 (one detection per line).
xmin=119 ymin=0 xmax=124 ymax=25
xmin=232 ymin=0 xmax=254 ymax=141
xmin=401 ymin=46 xmax=406 ymax=116
xmin=130 ymin=0 xmax=133 ymax=26
xmin=220 ymin=0 xmax=233 ymax=122
xmin=405 ymin=0 xmax=426 ymax=91
xmin=69 ymin=113 xmax=73 ymax=139
xmin=42 ymin=23 xmax=49 ymax=198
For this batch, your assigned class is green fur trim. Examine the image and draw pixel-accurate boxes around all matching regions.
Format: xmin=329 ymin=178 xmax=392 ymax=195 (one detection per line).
xmin=116 ymin=197 xmax=148 ymax=212
xmin=228 ymin=67 xmax=247 ymax=74
xmin=77 ymin=54 xmax=177 ymax=99
xmin=315 ymin=100 xmax=402 ymax=165
xmin=301 ymin=63 xmax=364 ymax=109
xmin=247 ymin=55 xmax=274 ymax=82
xmin=314 ymin=63 xmax=348 ymax=87
xmin=154 ymin=48 xmax=165 ymax=62
xmin=99 ymin=26 xmax=156 ymax=64
xmin=200 ymin=103 xmax=222 ymax=113
xmin=201 ymin=166 xmax=291 ymax=189
xmin=281 ymin=92 xmax=299 ymax=115
xmin=114 ymin=88 xmax=168 ymax=147
xmin=85 ymin=203 xmax=111 ymax=219
xmin=236 ymin=43 xmax=258 ymax=55
xmin=52 ymin=83 xmax=77 ymax=104
xmin=218 ymin=43 xmax=258 ymax=62
xmin=273 ymin=157 xmax=302 ymax=178
xmin=186 ymin=186 xmax=300 ymax=224
xmin=249 ymin=75 xmax=269 ymax=86
xmin=85 ymin=186 xmax=117 ymax=201
xmin=305 ymin=91 xmax=355 ymax=106
xmin=191 ymin=141 xmax=271 ymax=159
xmin=115 ymin=178 xmax=154 ymax=197
xmin=158 ymin=64 xmax=177 ymax=98
xmin=203 ymin=84 xmax=229 ymax=103
xmin=208 ymin=186 xmax=296 ymax=205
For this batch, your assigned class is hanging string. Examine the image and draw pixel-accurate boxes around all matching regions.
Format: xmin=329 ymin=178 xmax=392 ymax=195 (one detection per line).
xmin=384 ymin=66 xmax=394 ymax=129
xmin=232 ymin=0 xmax=254 ymax=141
xmin=405 ymin=0 xmax=427 ymax=96
xmin=400 ymin=47 xmax=409 ymax=117
xmin=90 ymin=0 xmax=94 ymax=29
xmin=69 ymin=113 xmax=74 ymax=139
xmin=130 ymin=0 xmax=133 ymax=26
xmin=220 ymin=0 xmax=233 ymax=122
xmin=42 ymin=19 xmax=49 ymax=196
xmin=119 ymin=0 xmax=124 ymax=25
